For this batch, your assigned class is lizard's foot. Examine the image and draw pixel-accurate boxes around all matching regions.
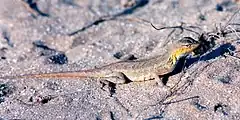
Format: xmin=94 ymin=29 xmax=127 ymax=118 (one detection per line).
xmin=100 ymin=80 xmax=116 ymax=97
xmin=155 ymin=82 xmax=171 ymax=92
xmin=154 ymin=75 xmax=171 ymax=92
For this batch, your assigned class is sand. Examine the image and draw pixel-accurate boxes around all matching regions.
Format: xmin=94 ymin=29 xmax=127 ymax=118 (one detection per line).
xmin=0 ymin=0 xmax=239 ymax=119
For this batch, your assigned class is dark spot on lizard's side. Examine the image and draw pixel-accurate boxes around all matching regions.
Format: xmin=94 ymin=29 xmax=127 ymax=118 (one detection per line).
xmin=32 ymin=40 xmax=68 ymax=65
xmin=214 ymin=103 xmax=230 ymax=116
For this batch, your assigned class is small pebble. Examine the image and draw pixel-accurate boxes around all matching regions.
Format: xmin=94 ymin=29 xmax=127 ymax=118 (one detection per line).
xmin=48 ymin=52 xmax=68 ymax=65
xmin=199 ymin=14 xmax=206 ymax=21
xmin=214 ymin=103 xmax=229 ymax=116
xmin=216 ymin=4 xmax=223 ymax=11
xmin=217 ymin=76 xmax=232 ymax=84
xmin=191 ymin=98 xmax=208 ymax=111
xmin=113 ymin=52 xmax=123 ymax=59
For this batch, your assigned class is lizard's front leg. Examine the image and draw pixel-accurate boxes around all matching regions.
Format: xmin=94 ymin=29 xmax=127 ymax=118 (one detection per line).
xmin=153 ymin=73 xmax=172 ymax=91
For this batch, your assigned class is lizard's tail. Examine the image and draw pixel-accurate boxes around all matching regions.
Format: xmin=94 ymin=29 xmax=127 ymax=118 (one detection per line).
xmin=0 ymin=69 xmax=103 ymax=80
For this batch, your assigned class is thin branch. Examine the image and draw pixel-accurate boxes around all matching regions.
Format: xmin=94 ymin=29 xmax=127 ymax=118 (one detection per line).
xmin=150 ymin=23 xmax=201 ymax=36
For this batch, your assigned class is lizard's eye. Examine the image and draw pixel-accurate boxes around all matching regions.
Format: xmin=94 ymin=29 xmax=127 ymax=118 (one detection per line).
xmin=182 ymin=44 xmax=191 ymax=47
xmin=179 ymin=37 xmax=199 ymax=45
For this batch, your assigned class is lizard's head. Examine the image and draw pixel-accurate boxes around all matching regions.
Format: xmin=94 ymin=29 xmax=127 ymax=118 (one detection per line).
xmin=169 ymin=37 xmax=200 ymax=65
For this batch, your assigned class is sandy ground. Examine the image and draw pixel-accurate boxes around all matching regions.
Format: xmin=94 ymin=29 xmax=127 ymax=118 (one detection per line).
xmin=0 ymin=0 xmax=240 ymax=119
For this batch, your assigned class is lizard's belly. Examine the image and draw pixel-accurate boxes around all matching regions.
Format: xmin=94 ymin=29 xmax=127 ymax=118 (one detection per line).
xmin=123 ymin=71 xmax=157 ymax=82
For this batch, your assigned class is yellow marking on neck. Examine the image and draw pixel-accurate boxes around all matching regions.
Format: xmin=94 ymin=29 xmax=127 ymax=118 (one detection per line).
xmin=168 ymin=46 xmax=197 ymax=65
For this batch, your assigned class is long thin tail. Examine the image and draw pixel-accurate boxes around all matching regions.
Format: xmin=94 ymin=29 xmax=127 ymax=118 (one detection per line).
xmin=0 ymin=69 xmax=103 ymax=80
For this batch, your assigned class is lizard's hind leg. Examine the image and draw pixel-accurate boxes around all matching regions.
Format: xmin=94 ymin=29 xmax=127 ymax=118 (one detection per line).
xmin=104 ymin=72 xmax=132 ymax=84
xmin=99 ymin=72 xmax=131 ymax=95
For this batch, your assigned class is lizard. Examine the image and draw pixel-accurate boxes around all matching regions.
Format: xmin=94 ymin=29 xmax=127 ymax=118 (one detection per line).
xmin=0 ymin=37 xmax=200 ymax=85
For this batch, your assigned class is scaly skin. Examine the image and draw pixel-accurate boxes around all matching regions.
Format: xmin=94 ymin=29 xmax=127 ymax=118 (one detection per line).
xmin=0 ymin=37 xmax=200 ymax=84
